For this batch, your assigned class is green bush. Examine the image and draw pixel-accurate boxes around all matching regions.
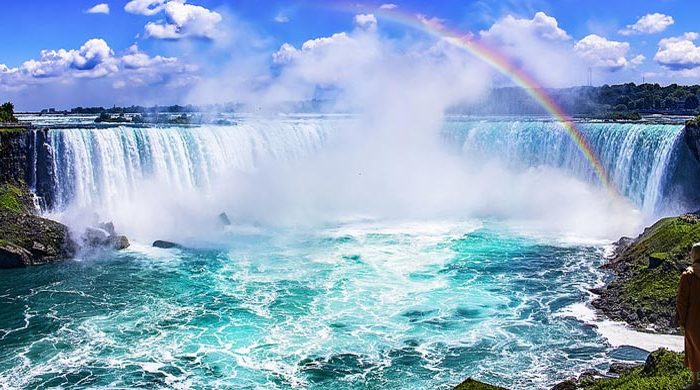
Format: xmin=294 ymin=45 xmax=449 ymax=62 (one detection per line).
xmin=0 ymin=102 xmax=17 ymax=123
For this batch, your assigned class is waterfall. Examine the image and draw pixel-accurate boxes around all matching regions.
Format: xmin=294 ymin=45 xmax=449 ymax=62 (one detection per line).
xmin=47 ymin=119 xmax=335 ymax=211
xmin=444 ymin=120 xmax=685 ymax=214
xmin=41 ymin=118 xmax=688 ymax=217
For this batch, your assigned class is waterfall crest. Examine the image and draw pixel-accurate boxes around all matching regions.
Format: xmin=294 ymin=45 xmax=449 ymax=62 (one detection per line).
xmin=42 ymin=118 xmax=689 ymax=220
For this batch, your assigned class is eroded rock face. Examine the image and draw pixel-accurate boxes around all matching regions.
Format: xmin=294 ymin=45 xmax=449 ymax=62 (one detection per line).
xmin=0 ymin=128 xmax=56 ymax=208
xmin=0 ymin=242 xmax=32 ymax=268
xmin=685 ymin=122 xmax=700 ymax=163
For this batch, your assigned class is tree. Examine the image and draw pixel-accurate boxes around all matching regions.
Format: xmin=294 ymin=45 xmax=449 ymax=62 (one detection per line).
xmin=0 ymin=102 xmax=17 ymax=123
xmin=685 ymin=95 xmax=699 ymax=110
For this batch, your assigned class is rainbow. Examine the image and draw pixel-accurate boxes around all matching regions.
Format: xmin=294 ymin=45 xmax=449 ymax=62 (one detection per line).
xmin=324 ymin=3 xmax=618 ymax=197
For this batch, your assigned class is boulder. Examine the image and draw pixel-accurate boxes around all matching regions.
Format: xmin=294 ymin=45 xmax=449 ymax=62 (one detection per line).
xmin=111 ymin=235 xmax=130 ymax=250
xmin=218 ymin=212 xmax=231 ymax=226
xmin=80 ymin=224 xmax=130 ymax=251
xmin=153 ymin=240 xmax=183 ymax=249
xmin=550 ymin=380 xmax=577 ymax=390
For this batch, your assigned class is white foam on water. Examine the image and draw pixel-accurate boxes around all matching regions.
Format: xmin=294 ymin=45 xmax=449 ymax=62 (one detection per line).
xmin=557 ymin=302 xmax=684 ymax=353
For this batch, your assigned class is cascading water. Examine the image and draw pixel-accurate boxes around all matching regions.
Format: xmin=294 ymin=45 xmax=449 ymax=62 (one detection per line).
xmin=445 ymin=120 xmax=685 ymax=215
xmin=47 ymin=119 xmax=334 ymax=211
xmin=44 ymin=118 xmax=686 ymax=218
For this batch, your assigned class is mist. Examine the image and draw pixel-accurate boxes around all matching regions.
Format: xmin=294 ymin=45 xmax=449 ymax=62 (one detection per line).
xmin=48 ymin=16 xmax=644 ymax=244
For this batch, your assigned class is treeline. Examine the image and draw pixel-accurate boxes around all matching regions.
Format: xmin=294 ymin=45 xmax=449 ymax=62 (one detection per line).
xmin=51 ymin=103 xmax=244 ymax=115
xmin=455 ymin=83 xmax=700 ymax=116
xmin=50 ymin=99 xmax=329 ymax=115
xmin=34 ymin=83 xmax=700 ymax=117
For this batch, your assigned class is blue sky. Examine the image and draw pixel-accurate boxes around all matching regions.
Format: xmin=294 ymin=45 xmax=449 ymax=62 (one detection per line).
xmin=2 ymin=0 xmax=700 ymax=110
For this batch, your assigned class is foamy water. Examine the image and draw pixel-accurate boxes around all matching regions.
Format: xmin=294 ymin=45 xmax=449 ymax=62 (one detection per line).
xmin=0 ymin=220 xmax=662 ymax=389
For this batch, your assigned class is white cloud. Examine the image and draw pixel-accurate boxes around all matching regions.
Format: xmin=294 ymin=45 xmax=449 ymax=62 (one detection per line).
xmin=86 ymin=3 xmax=110 ymax=14
xmin=619 ymin=13 xmax=674 ymax=36
xmin=273 ymin=33 xmax=354 ymax=65
xmin=18 ymin=39 xmax=118 ymax=79
xmin=144 ymin=1 xmax=223 ymax=40
xmin=481 ymin=11 xmax=571 ymax=43
xmin=654 ymin=32 xmax=700 ymax=70
xmin=274 ymin=14 xmax=289 ymax=23
xmin=354 ymin=14 xmax=377 ymax=32
xmin=574 ymin=34 xmax=642 ymax=71
xmin=0 ymin=39 xmax=196 ymax=94
xmin=479 ymin=12 xmax=579 ymax=86
xmin=121 ymin=44 xmax=178 ymax=69
xmin=124 ymin=0 xmax=167 ymax=16
xmin=379 ymin=3 xmax=397 ymax=10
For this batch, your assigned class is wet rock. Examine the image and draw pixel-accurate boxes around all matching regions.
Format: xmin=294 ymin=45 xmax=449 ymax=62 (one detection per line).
xmin=553 ymin=348 xmax=686 ymax=389
xmin=111 ymin=235 xmax=130 ymax=250
xmin=218 ymin=212 xmax=231 ymax=226
xmin=0 ymin=182 xmax=75 ymax=269
xmin=82 ymin=227 xmax=110 ymax=246
xmin=0 ymin=242 xmax=33 ymax=268
xmin=608 ymin=362 xmax=639 ymax=375
xmin=577 ymin=369 xmax=606 ymax=386
xmin=453 ymin=378 xmax=507 ymax=390
xmin=153 ymin=240 xmax=183 ymax=249
xmin=98 ymin=221 xmax=116 ymax=236
xmin=80 ymin=224 xmax=129 ymax=251
xmin=550 ymin=379 xmax=577 ymax=390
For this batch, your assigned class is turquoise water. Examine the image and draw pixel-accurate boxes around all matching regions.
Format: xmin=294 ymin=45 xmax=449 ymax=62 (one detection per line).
xmin=0 ymin=221 xmax=644 ymax=389
xmin=1 ymin=117 xmax=682 ymax=389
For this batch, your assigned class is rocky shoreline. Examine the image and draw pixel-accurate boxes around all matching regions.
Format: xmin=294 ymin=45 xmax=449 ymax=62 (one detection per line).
xmin=454 ymin=211 xmax=700 ymax=389
xmin=0 ymin=182 xmax=75 ymax=267
xmin=591 ymin=213 xmax=700 ymax=334
xmin=0 ymin=181 xmax=130 ymax=268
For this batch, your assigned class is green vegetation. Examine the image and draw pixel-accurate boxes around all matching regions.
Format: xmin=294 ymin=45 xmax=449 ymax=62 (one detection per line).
xmin=583 ymin=349 xmax=689 ymax=390
xmin=686 ymin=115 xmax=700 ymax=128
xmin=0 ymin=184 xmax=28 ymax=214
xmin=454 ymin=378 xmax=506 ymax=390
xmin=621 ymin=216 xmax=700 ymax=304
xmin=0 ymin=102 xmax=18 ymax=123
xmin=456 ymin=83 xmax=700 ymax=116
xmin=595 ymin=214 xmax=700 ymax=332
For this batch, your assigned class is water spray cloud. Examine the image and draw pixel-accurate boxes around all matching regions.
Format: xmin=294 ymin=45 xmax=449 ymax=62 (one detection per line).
xmin=325 ymin=3 xmax=619 ymax=199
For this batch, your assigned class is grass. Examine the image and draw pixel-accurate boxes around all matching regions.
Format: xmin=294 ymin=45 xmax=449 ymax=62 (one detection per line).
xmin=0 ymin=184 xmax=26 ymax=214
xmin=616 ymin=216 xmax=700 ymax=317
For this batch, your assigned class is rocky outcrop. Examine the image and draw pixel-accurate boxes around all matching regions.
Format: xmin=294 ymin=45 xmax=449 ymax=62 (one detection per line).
xmin=0 ymin=182 xmax=75 ymax=268
xmin=453 ymin=378 xmax=507 ymax=390
xmin=592 ymin=213 xmax=700 ymax=333
xmin=81 ymin=224 xmax=130 ymax=251
xmin=551 ymin=348 xmax=689 ymax=389
xmin=0 ymin=181 xmax=131 ymax=268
